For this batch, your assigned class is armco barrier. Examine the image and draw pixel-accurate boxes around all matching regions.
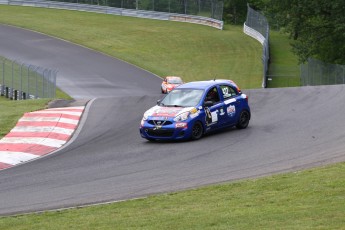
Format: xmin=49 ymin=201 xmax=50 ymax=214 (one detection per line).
xmin=4 ymin=0 xmax=223 ymax=30
xmin=243 ymin=24 xmax=265 ymax=45
xmin=243 ymin=5 xmax=269 ymax=88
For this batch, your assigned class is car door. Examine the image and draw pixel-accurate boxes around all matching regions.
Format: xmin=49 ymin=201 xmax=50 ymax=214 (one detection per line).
xmin=219 ymin=84 xmax=241 ymax=125
xmin=203 ymin=87 xmax=227 ymax=129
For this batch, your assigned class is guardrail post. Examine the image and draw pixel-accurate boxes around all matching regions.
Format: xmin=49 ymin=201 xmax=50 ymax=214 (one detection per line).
xmin=1 ymin=59 xmax=4 ymax=96
xmin=14 ymin=90 xmax=18 ymax=100
xmin=27 ymin=65 xmax=31 ymax=98
xmin=35 ymin=69 xmax=38 ymax=98
xmin=5 ymin=86 xmax=9 ymax=98
xmin=19 ymin=62 xmax=24 ymax=100
xmin=10 ymin=87 xmax=14 ymax=100
xmin=53 ymin=70 xmax=58 ymax=98
xmin=11 ymin=60 xmax=14 ymax=99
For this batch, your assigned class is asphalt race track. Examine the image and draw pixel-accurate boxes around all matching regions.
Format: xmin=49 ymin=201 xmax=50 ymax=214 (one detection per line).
xmin=0 ymin=24 xmax=345 ymax=216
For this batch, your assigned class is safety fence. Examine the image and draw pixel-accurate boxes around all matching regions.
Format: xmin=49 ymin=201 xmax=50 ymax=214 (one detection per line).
xmin=301 ymin=58 xmax=345 ymax=86
xmin=243 ymin=4 xmax=269 ymax=88
xmin=50 ymin=0 xmax=224 ymax=20
xmin=266 ymin=65 xmax=301 ymax=88
xmin=1 ymin=0 xmax=224 ymax=29
xmin=0 ymin=58 xmax=57 ymax=100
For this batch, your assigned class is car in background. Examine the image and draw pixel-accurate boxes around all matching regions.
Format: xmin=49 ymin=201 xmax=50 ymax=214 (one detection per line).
xmin=140 ymin=80 xmax=250 ymax=141
xmin=161 ymin=76 xmax=184 ymax=94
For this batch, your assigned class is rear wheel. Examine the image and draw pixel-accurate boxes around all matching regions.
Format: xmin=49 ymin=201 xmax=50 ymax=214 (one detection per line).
xmin=236 ymin=110 xmax=250 ymax=129
xmin=191 ymin=121 xmax=203 ymax=140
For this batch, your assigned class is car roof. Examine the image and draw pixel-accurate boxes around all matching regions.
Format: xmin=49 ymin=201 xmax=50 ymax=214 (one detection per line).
xmin=178 ymin=80 xmax=236 ymax=90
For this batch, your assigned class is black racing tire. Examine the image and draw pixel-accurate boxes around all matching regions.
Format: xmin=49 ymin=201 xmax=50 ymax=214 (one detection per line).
xmin=191 ymin=121 xmax=203 ymax=140
xmin=236 ymin=110 xmax=250 ymax=129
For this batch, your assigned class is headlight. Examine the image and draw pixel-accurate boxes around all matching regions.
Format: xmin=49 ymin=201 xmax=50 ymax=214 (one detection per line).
xmin=174 ymin=112 xmax=190 ymax=122
xmin=142 ymin=112 xmax=150 ymax=121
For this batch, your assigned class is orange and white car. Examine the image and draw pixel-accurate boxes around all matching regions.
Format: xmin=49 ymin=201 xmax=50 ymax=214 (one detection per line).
xmin=161 ymin=76 xmax=184 ymax=94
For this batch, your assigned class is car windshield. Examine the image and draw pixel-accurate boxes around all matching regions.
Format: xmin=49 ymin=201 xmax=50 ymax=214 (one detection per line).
xmin=160 ymin=89 xmax=204 ymax=107
xmin=167 ymin=78 xmax=183 ymax=84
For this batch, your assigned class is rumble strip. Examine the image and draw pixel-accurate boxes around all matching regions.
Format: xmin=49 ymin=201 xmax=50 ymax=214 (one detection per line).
xmin=0 ymin=107 xmax=84 ymax=170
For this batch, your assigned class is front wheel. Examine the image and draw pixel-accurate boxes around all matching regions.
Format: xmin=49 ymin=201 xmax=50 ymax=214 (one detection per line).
xmin=236 ymin=110 xmax=250 ymax=129
xmin=191 ymin=121 xmax=203 ymax=140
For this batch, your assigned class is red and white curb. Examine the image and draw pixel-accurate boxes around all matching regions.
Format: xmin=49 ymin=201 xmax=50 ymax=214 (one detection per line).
xmin=0 ymin=106 xmax=85 ymax=170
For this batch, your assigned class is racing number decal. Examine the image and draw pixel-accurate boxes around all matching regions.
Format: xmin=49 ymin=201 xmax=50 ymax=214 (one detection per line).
xmin=205 ymin=107 xmax=212 ymax=125
xmin=205 ymin=107 xmax=218 ymax=126
xmin=222 ymin=87 xmax=228 ymax=95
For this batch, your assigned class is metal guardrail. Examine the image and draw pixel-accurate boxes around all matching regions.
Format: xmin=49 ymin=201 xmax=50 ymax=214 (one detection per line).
xmin=2 ymin=0 xmax=223 ymax=29
xmin=243 ymin=4 xmax=269 ymax=88
xmin=0 ymin=58 xmax=57 ymax=99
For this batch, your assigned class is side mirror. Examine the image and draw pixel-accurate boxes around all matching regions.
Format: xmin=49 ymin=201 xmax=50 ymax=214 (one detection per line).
xmin=204 ymin=101 xmax=213 ymax=107
xmin=157 ymin=99 xmax=162 ymax=105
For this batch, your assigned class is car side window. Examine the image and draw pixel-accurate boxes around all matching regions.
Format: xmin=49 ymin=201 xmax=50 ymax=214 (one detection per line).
xmin=205 ymin=87 xmax=220 ymax=104
xmin=220 ymin=85 xmax=237 ymax=99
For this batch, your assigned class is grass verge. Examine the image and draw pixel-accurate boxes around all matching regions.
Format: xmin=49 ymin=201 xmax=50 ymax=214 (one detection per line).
xmin=0 ymin=162 xmax=344 ymax=229
xmin=267 ymin=30 xmax=300 ymax=87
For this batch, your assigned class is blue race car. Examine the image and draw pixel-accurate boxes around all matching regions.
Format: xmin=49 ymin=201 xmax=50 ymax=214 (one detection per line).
xmin=140 ymin=80 xmax=250 ymax=141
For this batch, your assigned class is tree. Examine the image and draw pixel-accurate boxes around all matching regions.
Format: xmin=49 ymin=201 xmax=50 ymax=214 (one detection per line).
xmin=223 ymin=0 xmax=247 ymax=24
xmin=250 ymin=0 xmax=345 ymax=64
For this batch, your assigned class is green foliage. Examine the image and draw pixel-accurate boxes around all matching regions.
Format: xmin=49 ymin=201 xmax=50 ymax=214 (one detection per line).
xmin=223 ymin=0 xmax=247 ymax=24
xmin=249 ymin=0 xmax=345 ymax=64
xmin=106 ymin=0 xmax=136 ymax=8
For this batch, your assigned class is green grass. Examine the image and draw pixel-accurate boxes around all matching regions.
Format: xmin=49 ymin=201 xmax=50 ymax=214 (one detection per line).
xmin=0 ymin=4 xmax=343 ymax=229
xmin=267 ymin=30 xmax=300 ymax=87
xmin=0 ymin=162 xmax=344 ymax=229
xmin=0 ymin=97 xmax=50 ymax=137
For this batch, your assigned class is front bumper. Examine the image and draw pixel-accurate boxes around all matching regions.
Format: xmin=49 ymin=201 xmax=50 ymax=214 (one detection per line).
xmin=139 ymin=120 xmax=193 ymax=140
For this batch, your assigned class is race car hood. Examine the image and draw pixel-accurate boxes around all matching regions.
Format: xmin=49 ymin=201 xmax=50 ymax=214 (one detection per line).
xmin=144 ymin=105 xmax=194 ymax=118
